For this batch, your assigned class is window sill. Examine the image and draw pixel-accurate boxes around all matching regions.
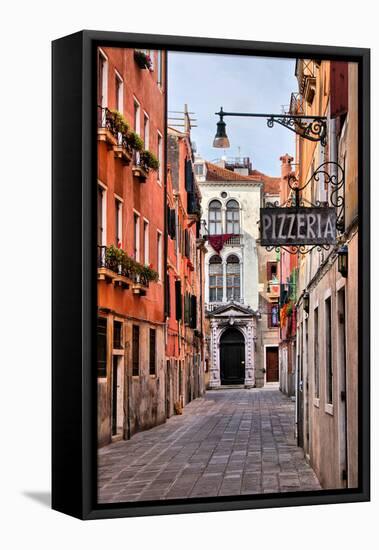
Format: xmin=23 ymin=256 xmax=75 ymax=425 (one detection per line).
xmin=313 ymin=397 xmax=320 ymax=408
xmin=325 ymin=403 xmax=334 ymax=416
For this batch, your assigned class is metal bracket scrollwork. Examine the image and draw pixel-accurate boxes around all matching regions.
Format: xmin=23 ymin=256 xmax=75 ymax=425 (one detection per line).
xmin=287 ymin=161 xmax=345 ymax=231
xmin=263 ymin=160 xmax=345 ymax=256
xmin=267 ymin=115 xmax=327 ymax=147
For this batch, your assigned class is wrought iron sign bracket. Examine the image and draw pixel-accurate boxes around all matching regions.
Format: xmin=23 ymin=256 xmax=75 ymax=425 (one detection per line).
xmin=259 ymin=161 xmax=345 ymax=256
xmin=215 ymin=108 xmax=327 ymax=146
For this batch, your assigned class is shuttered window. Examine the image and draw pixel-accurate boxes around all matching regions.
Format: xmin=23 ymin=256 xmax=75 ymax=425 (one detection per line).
xmin=132 ymin=325 xmax=140 ymax=376
xmin=175 ymin=280 xmax=182 ymax=320
xmin=97 ymin=317 xmax=107 ymax=378
xmin=149 ymin=329 xmax=156 ymax=375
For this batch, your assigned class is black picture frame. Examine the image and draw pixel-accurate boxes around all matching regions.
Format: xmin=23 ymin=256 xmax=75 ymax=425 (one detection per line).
xmin=52 ymin=30 xmax=370 ymax=520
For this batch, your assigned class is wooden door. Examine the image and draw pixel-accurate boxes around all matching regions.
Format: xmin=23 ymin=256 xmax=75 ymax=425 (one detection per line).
xmin=220 ymin=328 xmax=245 ymax=385
xmin=266 ymin=347 xmax=279 ymax=382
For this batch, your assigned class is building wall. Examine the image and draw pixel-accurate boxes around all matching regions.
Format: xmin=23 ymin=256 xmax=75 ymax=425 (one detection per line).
xmin=165 ymin=127 xmax=206 ymax=416
xmin=97 ymin=47 xmax=167 ymax=446
xmin=293 ymin=60 xmax=358 ymax=488
xmin=199 ymin=181 xmax=261 ymax=310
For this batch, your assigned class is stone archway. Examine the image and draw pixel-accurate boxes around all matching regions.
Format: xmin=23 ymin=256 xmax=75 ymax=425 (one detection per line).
xmin=219 ymin=327 xmax=245 ymax=385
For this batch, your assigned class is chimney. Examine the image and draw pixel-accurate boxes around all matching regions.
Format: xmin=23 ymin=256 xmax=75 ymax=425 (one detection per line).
xmin=279 ymin=154 xmax=294 ymax=204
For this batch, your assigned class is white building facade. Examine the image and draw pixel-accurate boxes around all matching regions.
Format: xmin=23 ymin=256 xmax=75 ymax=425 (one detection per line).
xmin=196 ymin=157 xmax=263 ymax=388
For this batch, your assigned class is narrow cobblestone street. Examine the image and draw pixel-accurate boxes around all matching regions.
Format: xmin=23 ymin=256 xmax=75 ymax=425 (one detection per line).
xmin=98 ymin=386 xmax=321 ymax=503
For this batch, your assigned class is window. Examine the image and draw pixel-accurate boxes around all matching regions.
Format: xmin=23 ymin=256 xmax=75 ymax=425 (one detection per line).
xmin=97 ymin=185 xmax=106 ymax=246
xmin=156 ymin=50 xmax=163 ymax=87
xmin=325 ymin=296 xmax=333 ymax=404
xmin=175 ymin=280 xmax=182 ymax=320
xmin=314 ymin=307 xmax=320 ymax=398
xmin=157 ymin=231 xmax=162 ymax=279
xmin=115 ymin=198 xmax=122 ymax=246
xmin=115 ymin=72 xmax=123 ymax=113
xmin=97 ymin=50 xmax=108 ymax=108
xmin=226 ymin=255 xmax=240 ymax=301
xmin=97 ymin=317 xmax=107 ymax=378
xmin=267 ymin=261 xmax=278 ymax=282
xmin=157 ymin=132 xmax=163 ymax=182
xmin=194 ymin=163 xmax=204 ymax=176
xmin=226 ymin=200 xmax=240 ymax=234
xmin=113 ymin=320 xmax=122 ymax=349
xmin=143 ymin=113 xmax=149 ymax=151
xmin=143 ymin=220 xmax=149 ymax=264
xmin=149 ymin=329 xmax=156 ymax=375
xmin=132 ymin=325 xmax=140 ymax=376
xmin=269 ymin=303 xmax=279 ymax=328
xmin=208 ymin=200 xmax=222 ymax=235
xmin=209 ymin=255 xmax=223 ymax=302
xmin=133 ymin=213 xmax=140 ymax=261
xmin=133 ymin=98 xmax=140 ymax=134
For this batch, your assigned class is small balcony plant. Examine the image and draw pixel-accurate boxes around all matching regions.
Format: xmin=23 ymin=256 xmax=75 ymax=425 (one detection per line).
xmin=109 ymin=110 xmax=129 ymax=135
xmin=134 ymin=50 xmax=153 ymax=70
xmin=126 ymin=131 xmax=144 ymax=152
xmin=140 ymin=150 xmax=160 ymax=171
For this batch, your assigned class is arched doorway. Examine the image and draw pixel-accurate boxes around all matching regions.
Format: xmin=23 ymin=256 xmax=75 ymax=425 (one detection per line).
xmin=220 ymin=328 xmax=245 ymax=385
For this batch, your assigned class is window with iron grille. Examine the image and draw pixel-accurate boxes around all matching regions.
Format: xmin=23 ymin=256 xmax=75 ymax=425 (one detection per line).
xmin=113 ymin=320 xmax=123 ymax=349
xmin=209 ymin=255 xmax=223 ymax=302
xmin=132 ymin=325 xmax=140 ymax=376
xmin=149 ymin=329 xmax=156 ymax=375
xmin=226 ymin=199 xmax=240 ymax=234
xmin=226 ymin=254 xmax=240 ymax=301
xmin=97 ymin=317 xmax=107 ymax=378
xmin=208 ymin=200 xmax=222 ymax=235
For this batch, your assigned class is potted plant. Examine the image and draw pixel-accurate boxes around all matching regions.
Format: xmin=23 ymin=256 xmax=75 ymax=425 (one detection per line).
xmin=110 ymin=110 xmax=129 ymax=136
xmin=140 ymin=150 xmax=160 ymax=171
xmin=134 ymin=50 xmax=153 ymax=70
xmin=126 ymin=131 xmax=144 ymax=152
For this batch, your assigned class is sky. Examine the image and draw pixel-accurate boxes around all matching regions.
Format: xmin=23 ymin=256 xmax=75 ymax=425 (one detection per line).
xmin=168 ymin=51 xmax=297 ymax=176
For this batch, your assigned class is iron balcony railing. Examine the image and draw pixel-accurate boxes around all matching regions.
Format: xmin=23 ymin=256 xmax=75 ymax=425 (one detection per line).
xmin=97 ymin=245 xmax=149 ymax=286
xmin=97 ymin=106 xmax=134 ymax=156
xmin=224 ymin=234 xmax=242 ymax=246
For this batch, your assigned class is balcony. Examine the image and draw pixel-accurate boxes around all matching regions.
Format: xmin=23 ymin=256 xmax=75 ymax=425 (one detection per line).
xmin=224 ymin=234 xmax=243 ymax=247
xmin=132 ymin=157 xmax=149 ymax=182
xmin=288 ymin=92 xmax=305 ymax=116
xmin=97 ymin=245 xmax=131 ymax=288
xmin=295 ymin=59 xmax=318 ymax=104
xmin=97 ymin=107 xmax=133 ymax=165
xmin=97 ymin=246 xmax=151 ymax=294
xmin=266 ymin=279 xmax=280 ymax=299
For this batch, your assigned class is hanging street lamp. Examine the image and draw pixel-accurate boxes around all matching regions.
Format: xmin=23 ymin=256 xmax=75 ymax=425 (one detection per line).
xmin=212 ymin=106 xmax=327 ymax=148
xmin=212 ymin=107 xmax=230 ymax=148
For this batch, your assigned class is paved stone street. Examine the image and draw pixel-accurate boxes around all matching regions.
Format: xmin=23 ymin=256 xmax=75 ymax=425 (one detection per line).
xmin=98 ymin=386 xmax=321 ymax=503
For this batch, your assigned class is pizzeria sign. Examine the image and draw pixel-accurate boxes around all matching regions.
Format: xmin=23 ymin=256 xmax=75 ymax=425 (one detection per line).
xmin=260 ymin=207 xmax=337 ymax=247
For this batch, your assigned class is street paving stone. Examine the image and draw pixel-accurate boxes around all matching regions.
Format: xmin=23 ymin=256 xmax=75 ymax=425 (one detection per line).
xmin=98 ymin=386 xmax=321 ymax=503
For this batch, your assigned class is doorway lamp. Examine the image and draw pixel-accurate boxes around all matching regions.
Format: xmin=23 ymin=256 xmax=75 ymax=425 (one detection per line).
xmin=213 ymin=107 xmax=328 ymax=148
xmin=337 ymin=245 xmax=348 ymax=277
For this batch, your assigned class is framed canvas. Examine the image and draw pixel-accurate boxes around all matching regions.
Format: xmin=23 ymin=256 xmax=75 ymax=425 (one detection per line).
xmin=52 ymin=30 xmax=370 ymax=520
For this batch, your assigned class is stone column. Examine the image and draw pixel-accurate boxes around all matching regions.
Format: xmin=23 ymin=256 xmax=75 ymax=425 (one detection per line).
xmin=244 ymin=319 xmax=256 ymax=388
xmin=209 ymin=320 xmax=221 ymax=388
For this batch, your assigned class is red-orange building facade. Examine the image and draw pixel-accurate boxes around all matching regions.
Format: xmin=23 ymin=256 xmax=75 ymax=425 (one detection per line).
xmin=96 ymin=47 xmax=167 ymax=446
xmin=165 ymin=124 xmax=206 ymax=415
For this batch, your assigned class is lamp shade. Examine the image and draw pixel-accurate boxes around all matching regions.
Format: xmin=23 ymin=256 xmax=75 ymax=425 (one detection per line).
xmin=213 ymin=119 xmax=230 ymax=148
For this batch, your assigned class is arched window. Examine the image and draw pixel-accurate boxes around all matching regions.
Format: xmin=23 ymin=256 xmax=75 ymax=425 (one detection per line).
xmin=226 ymin=199 xmax=240 ymax=234
xmin=208 ymin=200 xmax=222 ymax=235
xmin=226 ymin=254 xmax=240 ymax=301
xmin=209 ymin=255 xmax=223 ymax=302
